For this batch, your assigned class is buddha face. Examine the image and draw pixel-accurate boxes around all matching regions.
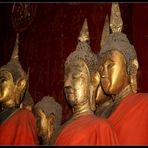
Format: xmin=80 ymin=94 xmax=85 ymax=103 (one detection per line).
xmin=34 ymin=107 xmax=55 ymax=144
xmin=0 ymin=70 xmax=16 ymax=106
xmin=34 ymin=107 xmax=48 ymax=138
xmin=99 ymin=50 xmax=129 ymax=95
xmin=64 ymin=60 xmax=90 ymax=107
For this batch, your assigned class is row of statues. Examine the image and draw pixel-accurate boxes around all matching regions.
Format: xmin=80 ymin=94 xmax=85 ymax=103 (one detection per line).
xmin=0 ymin=3 xmax=148 ymax=145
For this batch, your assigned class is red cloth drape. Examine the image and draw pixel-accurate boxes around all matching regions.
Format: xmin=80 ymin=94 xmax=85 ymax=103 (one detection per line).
xmin=0 ymin=108 xmax=38 ymax=145
xmin=108 ymin=93 xmax=148 ymax=145
xmin=55 ymin=114 xmax=119 ymax=145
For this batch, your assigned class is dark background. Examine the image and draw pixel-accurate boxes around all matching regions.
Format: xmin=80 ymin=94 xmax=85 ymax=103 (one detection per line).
xmin=0 ymin=3 xmax=147 ymax=122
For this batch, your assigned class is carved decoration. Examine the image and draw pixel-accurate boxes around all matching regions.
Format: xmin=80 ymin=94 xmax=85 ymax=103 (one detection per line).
xmin=11 ymin=3 xmax=37 ymax=32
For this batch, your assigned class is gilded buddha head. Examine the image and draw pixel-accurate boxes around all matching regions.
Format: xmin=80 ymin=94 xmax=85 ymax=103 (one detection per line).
xmin=0 ymin=33 xmax=27 ymax=108
xmin=98 ymin=3 xmax=139 ymax=96
xmin=64 ymin=19 xmax=99 ymax=111
xmin=33 ymin=96 xmax=62 ymax=144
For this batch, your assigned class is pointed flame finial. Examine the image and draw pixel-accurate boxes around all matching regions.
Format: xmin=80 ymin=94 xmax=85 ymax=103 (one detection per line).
xmin=110 ymin=3 xmax=123 ymax=33
xmin=100 ymin=14 xmax=110 ymax=48
xmin=78 ymin=18 xmax=89 ymax=42
xmin=11 ymin=32 xmax=19 ymax=60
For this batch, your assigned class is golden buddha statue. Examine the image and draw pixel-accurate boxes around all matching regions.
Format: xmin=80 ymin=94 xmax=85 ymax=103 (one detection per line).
xmin=33 ymin=96 xmax=62 ymax=145
xmin=0 ymin=33 xmax=38 ymax=145
xmin=97 ymin=3 xmax=138 ymax=117
xmin=97 ymin=3 xmax=148 ymax=145
xmin=53 ymin=18 xmax=118 ymax=145
xmin=63 ymin=18 xmax=99 ymax=120
xmin=0 ymin=33 xmax=27 ymax=109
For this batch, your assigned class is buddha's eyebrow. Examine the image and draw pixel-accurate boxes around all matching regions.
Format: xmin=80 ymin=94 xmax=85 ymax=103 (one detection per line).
xmin=106 ymin=59 xmax=114 ymax=63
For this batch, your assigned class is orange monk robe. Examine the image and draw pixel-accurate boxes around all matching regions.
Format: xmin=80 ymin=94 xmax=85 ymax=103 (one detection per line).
xmin=54 ymin=114 xmax=119 ymax=145
xmin=108 ymin=93 xmax=148 ymax=145
xmin=0 ymin=108 xmax=38 ymax=145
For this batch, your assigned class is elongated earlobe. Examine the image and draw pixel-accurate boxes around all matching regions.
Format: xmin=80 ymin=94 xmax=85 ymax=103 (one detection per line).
xmin=130 ymin=59 xmax=139 ymax=93
xmin=90 ymin=72 xmax=100 ymax=111
xmin=15 ymin=78 xmax=27 ymax=104
xmin=47 ymin=113 xmax=55 ymax=143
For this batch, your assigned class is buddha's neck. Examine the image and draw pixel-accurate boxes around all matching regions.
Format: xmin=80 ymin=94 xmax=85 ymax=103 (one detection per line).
xmin=72 ymin=100 xmax=93 ymax=119
xmin=112 ymin=84 xmax=133 ymax=103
